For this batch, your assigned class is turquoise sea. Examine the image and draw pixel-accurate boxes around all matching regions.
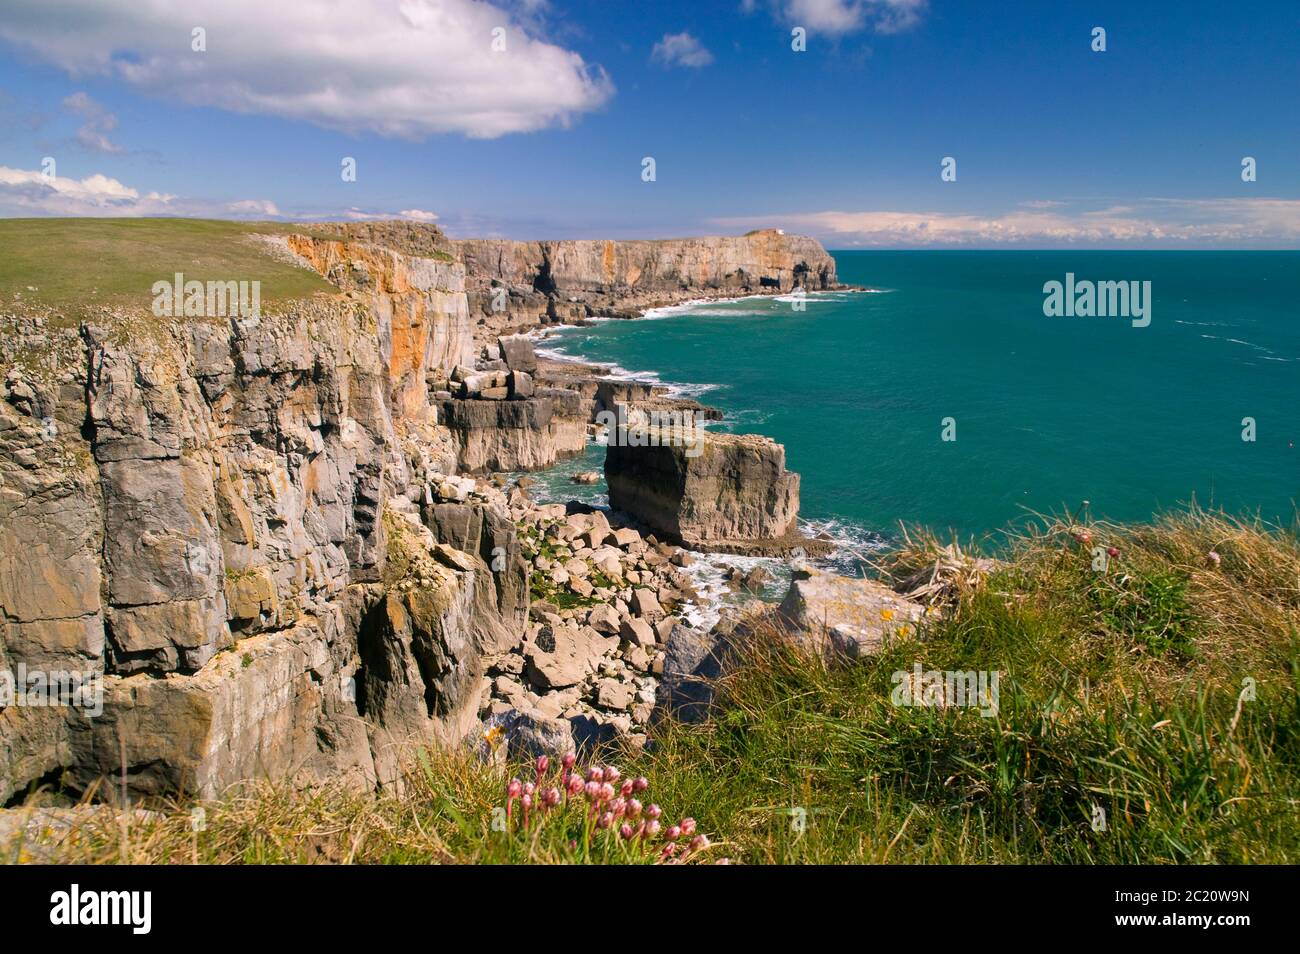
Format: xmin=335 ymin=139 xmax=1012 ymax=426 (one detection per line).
xmin=531 ymin=251 xmax=1298 ymax=553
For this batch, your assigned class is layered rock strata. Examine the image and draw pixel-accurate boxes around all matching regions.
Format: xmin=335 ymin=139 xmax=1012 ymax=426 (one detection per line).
xmin=604 ymin=429 xmax=805 ymax=554
xmin=454 ymin=229 xmax=843 ymax=336
xmin=0 ymin=231 xmax=509 ymax=801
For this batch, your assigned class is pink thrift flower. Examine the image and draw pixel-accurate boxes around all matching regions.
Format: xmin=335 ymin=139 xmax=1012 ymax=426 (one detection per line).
xmin=627 ymin=798 xmax=642 ymax=818
xmin=632 ymin=776 xmax=649 ymax=793
xmin=644 ymin=819 xmax=661 ymax=837
xmin=646 ymin=804 xmax=662 ymax=820
xmin=619 ymin=823 xmax=634 ymax=840
xmin=665 ymin=825 xmax=681 ymax=842
xmin=597 ymin=811 xmax=614 ymax=830
xmin=679 ymin=817 xmax=697 ymax=837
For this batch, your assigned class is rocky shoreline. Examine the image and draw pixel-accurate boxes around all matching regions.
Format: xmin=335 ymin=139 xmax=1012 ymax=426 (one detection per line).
xmin=0 ymin=220 xmax=895 ymax=804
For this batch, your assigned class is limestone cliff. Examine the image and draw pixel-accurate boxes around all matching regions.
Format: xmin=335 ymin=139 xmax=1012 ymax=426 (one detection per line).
xmin=605 ymin=430 xmax=803 ymax=555
xmin=0 ymin=229 xmax=521 ymax=801
xmin=0 ymin=221 xmax=837 ymax=803
xmin=453 ymin=229 xmax=841 ymax=333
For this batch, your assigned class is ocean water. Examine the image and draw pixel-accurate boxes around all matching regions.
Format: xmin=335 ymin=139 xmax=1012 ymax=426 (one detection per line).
xmin=530 ymin=251 xmax=1298 ymax=551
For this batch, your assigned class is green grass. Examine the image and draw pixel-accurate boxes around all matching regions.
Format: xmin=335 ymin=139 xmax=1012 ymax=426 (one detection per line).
xmin=0 ymin=218 xmax=339 ymax=320
xmin=7 ymin=508 xmax=1299 ymax=864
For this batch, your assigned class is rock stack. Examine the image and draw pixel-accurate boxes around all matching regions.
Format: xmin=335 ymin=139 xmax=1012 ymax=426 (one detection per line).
xmin=605 ymin=429 xmax=804 ymax=555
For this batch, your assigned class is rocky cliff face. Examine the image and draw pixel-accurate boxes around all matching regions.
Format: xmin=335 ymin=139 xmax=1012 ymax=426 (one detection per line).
xmin=0 ymin=222 xmax=836 ymax=803
xmin=0 ymin=230 xmax=521 ymax=801
xmin=454 ymin=229 xmax=841 ymax=333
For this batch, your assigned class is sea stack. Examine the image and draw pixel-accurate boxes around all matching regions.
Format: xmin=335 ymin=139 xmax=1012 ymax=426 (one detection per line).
xmin=604 ymin=429 xmax=802 ymax=554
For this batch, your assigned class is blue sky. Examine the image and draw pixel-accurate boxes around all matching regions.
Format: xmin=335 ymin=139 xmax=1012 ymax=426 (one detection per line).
xmin=1 ymin=0 xmax=1298 ymax=246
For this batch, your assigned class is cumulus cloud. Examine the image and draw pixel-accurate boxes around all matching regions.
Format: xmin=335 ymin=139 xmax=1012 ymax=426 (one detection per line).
xmin=0 ymin=164 xmax=293 ymax=221
xmin=714 ymin=199 xmax=1300 ymax=248
xmin=62 ymin=91 xmax=124 ymax=154
xmin=0 ymin=165 xmax=449 ymax=224
xmin=0 ymin=0 xmax=614 ymax=139
xmin=651 ymin=32 xmax=714 ymax=69
xmin=0 ymin=165 xmax=174 ymax=215
xmin=759 ymin=0 xmax=927 ymax=35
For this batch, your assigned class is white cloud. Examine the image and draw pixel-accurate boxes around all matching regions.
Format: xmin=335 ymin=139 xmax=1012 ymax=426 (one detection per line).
xmin=0 ymin=165 xmax=174 ymax=215
xmin=0 ymin=164 xmax=288 ymax=220
xmin=227 ymin=198 xmax=282 ymax=218
xmin=651 ymin=32 xmax=715 ymax=69
xmin=0 ymin=0 xmax=614 ymax=139
xmin=335 ymin=206 xmax=445 ymax=223
xmin=62 ymin=91 xmax=124 ymax=154
xmin=773 ymin=0 xmax=927 ymax=35
xmin=714 ymin=199 xmax=1300 ymax=247
xmin=0 ymin=165 xmax=448 ymax=224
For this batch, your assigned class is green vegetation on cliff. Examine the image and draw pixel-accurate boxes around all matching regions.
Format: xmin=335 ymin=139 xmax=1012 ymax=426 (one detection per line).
xmin=5 ymin=508 xmax=1298 ymax=864
xmin=0 ymin=218 xmax=340 ymax=318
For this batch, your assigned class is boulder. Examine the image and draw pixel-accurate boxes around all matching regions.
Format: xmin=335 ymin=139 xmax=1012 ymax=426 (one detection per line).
xmin=596 ymin=679 xmax=634 ymax=711
xmin=630 ymin=588 xmax=663 ymax=619
xmin=656 ymin=624 xmax=730 ymax=723
xmin=611 ymin=527 xmax=641 ymax=548
xmin=498 ymin=335 xmax=538 ymax=373
xmin=507 ymin=370 xmax=534 ymax=400
xmin=524 ymin=624 xmax=607 ymax=690
xmin=778 ymin=567 xmax=923 ymax=661
xmin=499 ymin=710 xmax=576 ymax=760
xmin=619 ymin=617 xmax=656 ymax=648
xmin=587 ymin=603 xmax=621 ymax=635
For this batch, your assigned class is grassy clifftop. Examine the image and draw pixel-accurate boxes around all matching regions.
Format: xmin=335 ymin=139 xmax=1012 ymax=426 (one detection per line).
xmin=7 ymin=507 xmax=1297 ymax=864
xmin=0 ymin=218 xmax=346 ymax=319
